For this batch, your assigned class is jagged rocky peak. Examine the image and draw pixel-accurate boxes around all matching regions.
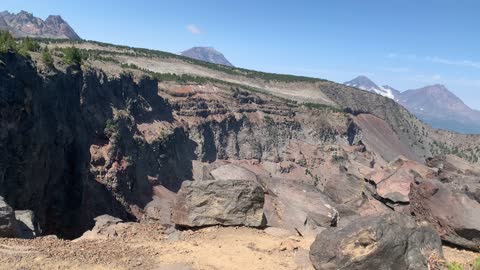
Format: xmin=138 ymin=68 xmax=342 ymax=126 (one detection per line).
xmin=0 ymin=10 xmax=80 ymax=39
xmin=181 ymin=46 xmax=234 ymax=67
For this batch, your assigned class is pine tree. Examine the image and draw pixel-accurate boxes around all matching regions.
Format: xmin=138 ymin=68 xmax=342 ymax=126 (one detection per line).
xmin=42 ymin=47 xmax=54 ymax=67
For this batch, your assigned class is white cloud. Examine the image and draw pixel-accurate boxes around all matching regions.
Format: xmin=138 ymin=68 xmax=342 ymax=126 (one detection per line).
xmin=426 ymin=56 xmax=480 ymax=69
xmin=186 ymin=24 xmax=202 ymax=35
xmin=386 ymin=53 xmax=417 ymax=60
xmin=383 ymin=67 xmax=410 ymax=73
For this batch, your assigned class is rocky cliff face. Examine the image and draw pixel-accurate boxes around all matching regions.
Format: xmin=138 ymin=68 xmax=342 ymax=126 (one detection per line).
xmin=0 ymin=53 xmax=357 ymax=238
xmin=0 ymin=52 xmax=184 ymax=237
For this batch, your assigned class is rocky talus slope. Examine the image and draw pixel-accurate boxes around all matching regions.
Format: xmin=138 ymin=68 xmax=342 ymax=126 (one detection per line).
xmin=0 ymin=42 xmax=479 ymax=269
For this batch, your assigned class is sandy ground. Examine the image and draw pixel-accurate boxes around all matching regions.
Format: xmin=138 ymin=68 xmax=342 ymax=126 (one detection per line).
xmin=444 ymin=246 xmax=480 ymax=268
xmin=0 ymin=223 xmax=478 ymax=270
xmin=0 ymin=225 xmax=315 ymax=270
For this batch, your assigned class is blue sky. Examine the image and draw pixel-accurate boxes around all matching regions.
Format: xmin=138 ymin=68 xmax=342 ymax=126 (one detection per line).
xmin=4 ymin=0 xmax=480 ymax=109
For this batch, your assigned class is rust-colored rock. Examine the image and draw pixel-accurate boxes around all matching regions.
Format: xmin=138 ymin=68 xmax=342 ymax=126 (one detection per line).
xmin=409 ymin=179 xmax=480 ymax=251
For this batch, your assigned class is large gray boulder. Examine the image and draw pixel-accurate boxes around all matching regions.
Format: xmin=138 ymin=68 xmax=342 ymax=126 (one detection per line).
xmin=171 ymin=180 xmax=265 ymax=227
xmin=0 ymin=196 xmax=18 ymax=238
xmin=309 ymin=213 xmax=443 ymax=270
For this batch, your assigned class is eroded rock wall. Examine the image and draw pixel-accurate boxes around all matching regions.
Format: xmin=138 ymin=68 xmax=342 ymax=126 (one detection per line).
xmin=0 ymin=54 xmax=358 ymax=238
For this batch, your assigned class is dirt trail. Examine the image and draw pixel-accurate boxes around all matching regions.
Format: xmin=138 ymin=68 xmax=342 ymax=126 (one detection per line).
xmin=0 ymin=225 xmax=315 ymax=270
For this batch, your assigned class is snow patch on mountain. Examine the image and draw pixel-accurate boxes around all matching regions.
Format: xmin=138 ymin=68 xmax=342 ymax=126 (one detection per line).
xmin=344 ymin=76 xmax=396 ymax=99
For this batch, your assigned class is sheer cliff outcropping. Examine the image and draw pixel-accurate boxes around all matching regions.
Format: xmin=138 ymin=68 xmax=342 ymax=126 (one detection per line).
xmin=0 ymin=53 xmax=358 ymax=238
xmin=0 ymin=53 xmax=180 ymax=237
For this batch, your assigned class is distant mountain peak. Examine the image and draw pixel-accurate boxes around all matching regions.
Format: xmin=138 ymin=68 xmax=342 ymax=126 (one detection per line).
xmin=347 ymin=75 xmax=379 ymax=88
xmin=346 ymin=76 xmax=480 ymax=133
xmin=181 ymin=46 xmax=234 ymax=67
xmin=0 ymin=10 xmax=80 ymax=40
xmin=404 ymin=84 xmax=464 ymax=107
xmin=345 ymin=75 xmax=396 ymax=99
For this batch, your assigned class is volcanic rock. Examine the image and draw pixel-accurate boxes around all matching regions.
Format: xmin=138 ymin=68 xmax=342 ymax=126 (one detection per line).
xmin=409 ymin=179 xmax=480 ymax=251
xmin=369 ymin=157 xmax=437 ymax=203
xmin=141 ymin=185 xmax=176 ymax=226
xmin=78 ymin=215 xmax=124 ymax=240
xmin=210 ymin=164 xmax=258 ymax=182
xmin=309 ymin=213 xmax=443 ymax=270
xmin=171 ymin=180 xmax=265 ymax=227
xmin=427 ymin=155 xmax=480 ymax=203
xmin=324 ymin=173 xmax=391 ymax=225
xmin=262 ymin=177 xmax=338 ymax=236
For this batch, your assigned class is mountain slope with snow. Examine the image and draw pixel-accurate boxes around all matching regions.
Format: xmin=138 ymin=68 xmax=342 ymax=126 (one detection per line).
xmin=344 ymin=76 xmax=397 ymax=99
xmin=345 ymin=76 xmax=480 ymax=134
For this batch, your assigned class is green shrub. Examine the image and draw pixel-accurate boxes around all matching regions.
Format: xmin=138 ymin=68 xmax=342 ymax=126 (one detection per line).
xmin=446 ymin=262 xmax=464 ymax=270
xmin=302 ymin=102 xmax=344 ymax=113
xmin=474 ymin=257 xmax=480 ymax=270
xmin=331 ymin=154 xmax=346 ymax=163
xmin=62 ymin=46 xmax=83 ymax=65
xmin=105 ymin=119 xmax=119 ymax=133
xmin=41 ymin=47 xmax=54 ymax=67
xmin=297 ymin=159 xmax=307 ymax=167
xmin=20 ymin=37 xmax=40 ymax=52
xmin=0 ymin=31 xmax=17 ymax=53
xmin=121 ymin=63 xmax=139 ymax=69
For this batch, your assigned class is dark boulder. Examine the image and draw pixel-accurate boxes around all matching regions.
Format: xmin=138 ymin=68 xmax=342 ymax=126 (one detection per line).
xmin=309 ymin=213 xmax=443 ymax=270
xmin=171 ymin=180 xmax=265 ymax=227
